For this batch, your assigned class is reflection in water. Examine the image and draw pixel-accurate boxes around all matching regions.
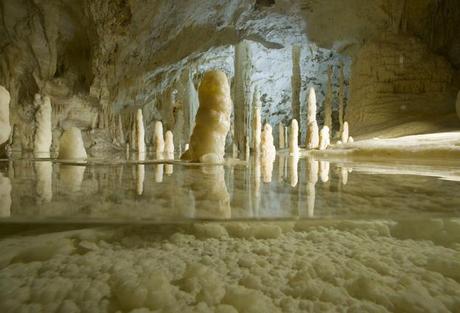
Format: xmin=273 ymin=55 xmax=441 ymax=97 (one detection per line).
xmin=278 ymin=155 xmax=285 ymax=183
xmin=341 ymin=167 xmax=349 ymax=185
xmin=60 ymin=165 xmax=86 ymax=193
xmin=155 ymin=152 xmax=164 ymax=183
xmin=319 ymin=160 xmax=330 ymax=183
xmin=191 ymin=165 xmax=230 ymax=219
xmin=288 ymin=155 xmax=299 ymax=187
xmin=261 ymin=155 xmax=275 ymax=183
xmin=0 ymin=173 xmax=11 ymax=217
xmin=35 ymin=161 xmax=52 ymax=203
xmin=306 ymin=157 xmax=319 ymax=217
xmin=136 ymin=164 xmax=145 ymax=195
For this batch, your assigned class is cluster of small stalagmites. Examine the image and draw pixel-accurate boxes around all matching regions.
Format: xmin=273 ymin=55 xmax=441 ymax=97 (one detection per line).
xmin=337 ymin=121 xmax=353 ymax=144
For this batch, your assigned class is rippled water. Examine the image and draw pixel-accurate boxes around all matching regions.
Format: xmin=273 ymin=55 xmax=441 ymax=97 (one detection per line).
xmin=1 ymin=155 xmax=459 ymax=224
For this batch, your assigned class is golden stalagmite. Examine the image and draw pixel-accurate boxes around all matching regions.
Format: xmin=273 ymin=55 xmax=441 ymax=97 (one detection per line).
xmin=0 ymin=86 xmax=11 ymax=146
xmin=181 ymin=70 xmax=232 ymax=163
xmin=306 ymin=87 xmax=319 ymax=149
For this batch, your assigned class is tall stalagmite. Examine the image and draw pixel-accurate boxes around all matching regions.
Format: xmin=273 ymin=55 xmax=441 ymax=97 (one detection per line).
xmin=278 ymin=122 xmax=285 ymax=149
xmin=33 ymin=95 xmax=52 ymax=157
xmin=289 ymin=119 xmax=299 ymax=156
xmin=233 ymin=41 xmax=252 ymax=159
xmin=136 ymin=109 xmax=145 ymax=156
xmin=181 ymin=70 xmax=232 ymax=163
xmin=154 ymin=121 xmax=165 ymax=154
xmin=291 ymin=45 xmax=301 ymax=124
xmin=251 ymin=88 xmax=262 ymax=155
xmin=306 ymin=87 xmax=319 ymax=149
xmin=323 ymin=65 xmax=333 ymax=130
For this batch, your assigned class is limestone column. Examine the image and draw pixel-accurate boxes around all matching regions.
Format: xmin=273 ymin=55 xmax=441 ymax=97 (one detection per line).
xmin=233 ymin=40 xmax=252 ymax=159
xmin=291 ymin=45 xmax=301 ymax=125
xmin=33 ymin=95 xmax=52 ymax=158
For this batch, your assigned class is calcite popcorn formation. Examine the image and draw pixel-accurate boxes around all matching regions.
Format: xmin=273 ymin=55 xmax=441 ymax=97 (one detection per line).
xmin=306 ymin=87 xmax=319 ymax=149
xmin=181 ymin=70 xmax=232 ymax=163
xmin=154 ymin=121 xmax=165 ymax=154
xmin=289 ymin=119 xmax=299 ymax=156
xmin=0 ymin=86 xmax=11 ymax=146
xmin=58 ymin=127 xmax=87 ymax=160
xmin=33 ymin=94 xmax=52 ymax=157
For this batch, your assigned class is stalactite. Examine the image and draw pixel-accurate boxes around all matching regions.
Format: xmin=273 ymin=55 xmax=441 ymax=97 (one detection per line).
xmin=251 ymin=87 xmax=262 ymax=155
xmin=233 ymin=40 xmax=252 ymax=159
xmin=338 ymin=62 xmax=345 ymax=134
xmin=33 ymin=95 xmax=52 ymax=158
xmin=323 ymin=65 xmax=333 ymax=130
xmin=306 ymin=87 xmax=319 ymax=149
xmin=291 ymin=45 xmax=301 ymax=124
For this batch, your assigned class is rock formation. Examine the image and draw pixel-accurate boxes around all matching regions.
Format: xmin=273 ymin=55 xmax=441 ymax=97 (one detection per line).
xmin=164 ymin=130 xmax=174 ymax=159
xmin=261 ymin=124 xmax=276 ymax=161
xmin=154 ymin=121 xmax=165 ymax=155
xmin=58 ymin=127 xmax=87 ymax=160
xmin=251 ymin=88 xmax=262 ymax=155
xmin=181 ymin=70 xmax=232 ymax=163
xmin=319 ymin=126 xmax=330 ymax=150
xmin=136 ymin=109 xmax=145 ymax=157
xmin=33 ymin=95 xmax=53 ymax=158
xmin=306 ymin=87 xmax=319 ymax=149
xmin=291 ymin=46 xmax=301 ymax=123
xmin=0 ymin=86 xmax=11 ymax=147
xmin=341 ymin=121 xmax=349 ymax=144
xmin=289 ymin=119 xmax=299 ymax=156
xmin=278 ymin=122 xmax=285 ymax=149
xmin=323 ymin=65 xmax=333 ymax=130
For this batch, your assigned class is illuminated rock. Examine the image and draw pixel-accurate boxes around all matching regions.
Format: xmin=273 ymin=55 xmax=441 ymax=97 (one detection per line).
xmin=58 ymin=127 xmax=87 ymax=160
xmin=289 ymin=119 xmax=299 ymax=156
xmin=0 ymin=86 xmax=11 ymax=146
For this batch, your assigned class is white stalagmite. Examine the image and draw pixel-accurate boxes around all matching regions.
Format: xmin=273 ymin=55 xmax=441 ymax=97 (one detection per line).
xmin=341 ymin=121 xmax=349 ymax=144
xmin=0 ymin=86 xmax=11 ymax=146
xmin=33 ymin=95 xmax=53 ymax=157
xmin=58 ymin=127 xmax=87 ymax=160
xmin=289 ymin=119 xmax=299 ymax=156
xmin=165 ymin=130 xmax=174 ymax=158
xmin=278 ymin=122 xmax=285 ymax=149
xmin=251 ymin=88 xmax=262 ymax=154
xmin=261 ymin=124 xmax=276 ymax=161
xmin=154 ymin=121 xmax=165 ymax=155
xmin=136 ymin=109 xmax=145 ymax=156
xmin=261 ymin=124 xmax=276 ymax=183
xmin=306 ymin=87 xmax=319 ymax=149
xmin=348 ymin=136 xmax=354 ymax=143
xmin=181 ymin=70 xmax=232 ymax=163
xmin=319 ymin=126 xmax=330 ymax=150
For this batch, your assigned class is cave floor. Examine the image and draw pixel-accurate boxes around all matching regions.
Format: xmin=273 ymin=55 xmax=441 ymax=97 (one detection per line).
xmin=0 ymin=152 xmax=459 ymax=312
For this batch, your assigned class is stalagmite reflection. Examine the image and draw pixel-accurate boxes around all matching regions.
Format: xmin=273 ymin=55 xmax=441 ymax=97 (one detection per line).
xmin=261 ymin=155 xmax=274 ymax=183
xmin=0 ymin=173 xmax=11 ymax=217
xmin=155 ymin=152 xmax=164 ymax=183
xmin=278 ymin=154 xmax=285 ymax=183
xmin=190 ymin=165 xmax=230 ymax=219
xmin=306 ymin=157 xmax=319 ymax=217
xmin=288 ymin=155 xmax=299 ymax=187
xmin=59 ymin=164 xmax=86 ymax=194
xmin=35 ymin=161 xmax=52 ymax=203
xmin=319 ymin=160 xmax=330 ymax=183
xmin=341 ymin=167 xmax=349 ymax=185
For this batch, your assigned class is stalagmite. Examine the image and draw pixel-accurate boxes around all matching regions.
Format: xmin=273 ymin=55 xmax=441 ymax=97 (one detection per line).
xmin=0 ymin=173 xmax=11 ymax=217
xmin=324 ymin=65 xmax=333 ymax=130
xmin=233 ymin=41 xmax=252 ymax=159
xmin=338 ymin=62 xmax=345 ymax=134
xmin=319 ymin=126 xmax=330 ymax=150
xmin=181 ymin=70 xmax=232 ymax=163
xmin=261 ymin=124 xmax=276 ymax=183
xmin=154 ymin=121 xmax=165 ymax=155
xmin=291 ymin=45 xmax=301 ymax=123
xmin=341 ymin=121 xmax=349 ymax=144
xmin=278 ymin=122 xmax=285 ymax=149
xmin=136 ymin=109 xmax=145 ymax=156
xmin=0 ymin=86 xmax=11 ymax=146
xmin=306 ymin=87 xmax=319 ymax=149
xmin=33 ymin=95 xmax=52 ymax=157
xmin=251 ymin=88 xmax=262 ymax=155
xmin=164 ymin=130 xmax=174 ymax=158
xmin=35 ymin=161 xmax=52 ymax=203
xmin=289 ymin=119 xmax=299 ymax=156
xmin=348 ymin=136 xmax=354 ymax=143
xmin=58 ymin=127 xmax=87 ymax=160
